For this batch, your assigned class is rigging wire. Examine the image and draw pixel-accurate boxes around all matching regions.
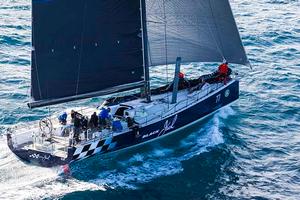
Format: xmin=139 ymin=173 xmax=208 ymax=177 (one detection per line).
xmin=75 ymin=0 xmax=88 ymax=95
xmin=32 ymin=21 xmax=42 ymax=100
xmin=163 ymin=0 xmax=170 ymax=107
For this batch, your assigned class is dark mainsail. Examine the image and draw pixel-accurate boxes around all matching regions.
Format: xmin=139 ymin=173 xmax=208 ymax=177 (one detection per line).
xmin=30 ymin=0 xmax=144 ymax=108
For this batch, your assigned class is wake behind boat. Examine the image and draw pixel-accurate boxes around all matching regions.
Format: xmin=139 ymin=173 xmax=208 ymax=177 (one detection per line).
xmin=7 ymin=0 xmax=249 ymax=167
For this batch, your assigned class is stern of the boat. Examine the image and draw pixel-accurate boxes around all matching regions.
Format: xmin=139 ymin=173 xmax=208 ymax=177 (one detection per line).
xmin=6 ymin=132 xmax=75 ymax=168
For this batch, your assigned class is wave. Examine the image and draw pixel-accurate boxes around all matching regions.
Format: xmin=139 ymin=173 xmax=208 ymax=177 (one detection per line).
xmin=0 ymin=136 xmax=103 ymax=200
xmin=82 ymin=106 xmax=235 ymax=190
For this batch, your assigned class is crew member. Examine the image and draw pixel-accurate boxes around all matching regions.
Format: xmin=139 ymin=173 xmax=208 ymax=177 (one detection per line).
xmin=89 ymin=112 xmax=98 ymax=130
xmin=71 ymin=110 xmax=82 ymax=123
xmin=218 ymin=62 xmax=229 ymax=75
xmin=165 ymin=71 xmax=190 ymax=91
xmin=98 ymin=106 xmax=111 ymax=128
xmin=71 ymin=110 xmax=76 ymax=123
xmin=125 ymin=112 xmax=139 ymax=137
xmin=58 ymin=112 xmax=67 ymax=125
xmin=73 ymin=113 xmax=81 ymax=144
xmin=217 ymin=62 xmax=230 ymax=84
xmin=178 ymin=72 xmax=190 ymax=89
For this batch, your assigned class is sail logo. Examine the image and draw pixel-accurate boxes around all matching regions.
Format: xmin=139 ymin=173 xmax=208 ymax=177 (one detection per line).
xmin=142 ymin=115 xmax=178 ymax=139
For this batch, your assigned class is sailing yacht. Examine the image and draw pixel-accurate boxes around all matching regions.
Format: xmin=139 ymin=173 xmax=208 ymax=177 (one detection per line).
xmin=7 ymin=0 xmax=250 ymax=167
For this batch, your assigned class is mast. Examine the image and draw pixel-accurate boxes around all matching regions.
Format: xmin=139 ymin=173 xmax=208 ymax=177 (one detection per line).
xmin=171 ymin=57 xmax=181 ymax=104
xmin=140 ymin=0 xmax=151 ymax=102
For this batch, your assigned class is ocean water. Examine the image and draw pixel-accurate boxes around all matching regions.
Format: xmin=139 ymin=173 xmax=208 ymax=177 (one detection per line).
xmin=0 ymin=0 xmax=300 ymax=199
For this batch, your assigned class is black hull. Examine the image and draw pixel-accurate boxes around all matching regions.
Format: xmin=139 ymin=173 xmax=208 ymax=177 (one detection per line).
xmin=8 ymin=80 xmax=239 ymax=167
xmin=71 ymin=80 xmax=239 ymax=163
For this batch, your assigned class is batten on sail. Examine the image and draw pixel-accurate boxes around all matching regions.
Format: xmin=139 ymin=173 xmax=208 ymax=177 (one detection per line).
xmin=146 ymin=0 xmax=249 ymax=66
xmin=30 ymin=0 xmax=144 ymax=108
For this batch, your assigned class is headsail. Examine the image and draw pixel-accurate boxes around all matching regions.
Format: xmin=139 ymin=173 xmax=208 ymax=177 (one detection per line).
xmin=30 ymin=0 xmax=144 ymax=108
xmin=146 ymin=0 xmax=249 ymax=66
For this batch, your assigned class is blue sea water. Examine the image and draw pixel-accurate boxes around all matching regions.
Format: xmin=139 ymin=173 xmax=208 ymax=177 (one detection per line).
xmin=0 ymin=0 xmax=300 ymax=199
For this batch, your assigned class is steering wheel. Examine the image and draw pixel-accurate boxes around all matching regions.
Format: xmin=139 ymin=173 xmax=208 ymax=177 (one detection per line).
xmin=39 ymin=118 xmax=53 ymax=137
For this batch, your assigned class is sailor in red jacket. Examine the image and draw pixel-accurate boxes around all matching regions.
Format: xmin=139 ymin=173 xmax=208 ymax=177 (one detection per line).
xmin=218 ymin=62 xmax=229 ymax=84
xmin=218 ymin=62 xmax=229 ymax=75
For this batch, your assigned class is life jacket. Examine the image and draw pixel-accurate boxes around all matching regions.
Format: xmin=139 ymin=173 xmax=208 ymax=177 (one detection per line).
xmin=58 ymin=112 xmax=67 ymax=122
xmin=112 ymin=119 xmax=123 ymax=131
xmin=99 ymin=107 xmax=109 ymax=119
xmin=218 ymin=63 xmax=229 ymax=75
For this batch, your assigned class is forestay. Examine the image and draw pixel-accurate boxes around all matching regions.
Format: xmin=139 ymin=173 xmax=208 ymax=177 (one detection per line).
xmin=30 ymin=0 xmax=144 ymax=107
xmin=146 ymin=0 xmax=249 ymax=66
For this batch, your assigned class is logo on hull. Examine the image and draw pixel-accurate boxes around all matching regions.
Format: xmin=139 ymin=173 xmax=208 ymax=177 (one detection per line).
xmin=29 ymin=153 xmax=51 ymax=161
xmin=225 ymin=89 xmax=230 ymax=97
xmin=142 ymin=115 xmax=178 ymax=139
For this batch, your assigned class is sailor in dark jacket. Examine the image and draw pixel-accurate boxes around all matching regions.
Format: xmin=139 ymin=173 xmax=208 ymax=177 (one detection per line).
xmin=73 ymin=115 xmax=81 ymax=143
xmin=164 ymin=72 xmax=190 ymax=92
xmin=89 ymin=112 xmax=99 ymax=130
xmin=125 ymin=112 xmax=139 ymax=137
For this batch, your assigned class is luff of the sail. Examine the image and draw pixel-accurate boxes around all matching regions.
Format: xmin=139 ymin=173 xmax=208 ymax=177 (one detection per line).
xmin=30 ymin=0 xmax=144 ymax=107
xmin=145 ymin=0 xmax=249 ymax=66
